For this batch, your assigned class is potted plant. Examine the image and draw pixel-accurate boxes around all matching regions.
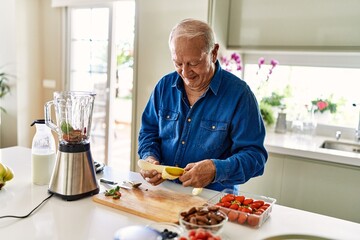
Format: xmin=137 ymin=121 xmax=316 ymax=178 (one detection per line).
xmin=0 ymin=71 xmax=12 ymax=113
xmin=260 ymin=92 xmax=286 ymax=126
xmin=311 ymin=98 xmax=337 ymax=114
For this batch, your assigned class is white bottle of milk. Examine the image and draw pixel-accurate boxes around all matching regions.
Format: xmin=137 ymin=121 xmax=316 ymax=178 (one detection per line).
xmin=31 ymin=119 xmax=56 ymax=185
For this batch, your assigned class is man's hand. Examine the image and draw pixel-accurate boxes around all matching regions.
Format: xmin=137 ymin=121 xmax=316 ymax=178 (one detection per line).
xmin=178 ymin=159 xmax=216 ymax=188
xmin=139 ymin=156 xmax=165 ymax=186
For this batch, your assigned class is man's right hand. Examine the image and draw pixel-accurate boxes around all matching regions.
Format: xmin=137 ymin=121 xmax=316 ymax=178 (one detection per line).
xmin=139 ymin=157 xmax=165 ymax=186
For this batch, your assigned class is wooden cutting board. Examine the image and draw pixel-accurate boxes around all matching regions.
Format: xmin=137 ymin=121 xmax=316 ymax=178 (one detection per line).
xmin=92 ymin=186 xmax=207 ymax=223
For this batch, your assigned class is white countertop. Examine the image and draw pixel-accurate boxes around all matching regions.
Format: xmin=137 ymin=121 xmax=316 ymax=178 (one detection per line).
xmin=265 ymin=130 xmax=360 ymax=167
xmin=1 ymin=146 xmax=360 ymax=240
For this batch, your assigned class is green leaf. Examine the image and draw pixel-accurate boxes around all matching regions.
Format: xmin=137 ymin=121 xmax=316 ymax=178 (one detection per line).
xmin=60 ymin=121 xmax=73 ymax=134
xmin=261 ymin=92 xmax=284 ymax=107
xmin=260 ymin=102 xmax=275 ymax=126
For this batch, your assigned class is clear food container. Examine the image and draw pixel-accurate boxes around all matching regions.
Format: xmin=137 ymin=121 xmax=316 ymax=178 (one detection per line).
xmin=178 ymin=205 xmax=228 ymax=236
xmin=207 ymin=189 xmax=276 ymax=228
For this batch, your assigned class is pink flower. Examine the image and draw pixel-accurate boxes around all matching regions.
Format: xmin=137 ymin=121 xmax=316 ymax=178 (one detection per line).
xmin=220 ymin=56 xmax=229 ymax=66
xmin=220 ymin=53 xmax=242 ymax=73
xmin=256 ymin=57 xmax=266 ymax=75
xmin=265 ymin=58 xmax=279 ymax=81
xmin=316 ymin=101 xmax=329 ymax=111
xmin=270 ymin=59 xmax=279 ymax=68
xmin=258 ymin=57 xmax=265 ymax=68
xmin=220 ymin=54 xmax=278 ymax=78
xmin=231 ymin=53 xmax=241 ymax=63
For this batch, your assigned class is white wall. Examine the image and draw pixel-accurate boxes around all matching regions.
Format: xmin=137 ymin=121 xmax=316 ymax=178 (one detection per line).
xmin=15 ymin=0 xmax=43 ymax=147
xmin=0 ymin=0 xmax=63 ymax=148
xmin=0 ymin=0 xmax=43 ymax=148
xmin=0 ymin=0 xmax=17 ymax=147
xmin=131 ymin=0 xmax=210 ymax=169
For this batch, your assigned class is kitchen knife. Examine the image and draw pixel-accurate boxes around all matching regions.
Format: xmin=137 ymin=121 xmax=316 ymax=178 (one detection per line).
xmin=100 ymin=178 xmax=135 ymax=190
xmin=100 ymin=178 xmax=117 ymax=185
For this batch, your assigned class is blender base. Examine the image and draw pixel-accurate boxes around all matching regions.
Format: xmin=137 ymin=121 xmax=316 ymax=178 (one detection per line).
xmin=49 ymin=188 xmax=99 ymax=201
xmin=48 ymin=143 xmax=99 ymax=201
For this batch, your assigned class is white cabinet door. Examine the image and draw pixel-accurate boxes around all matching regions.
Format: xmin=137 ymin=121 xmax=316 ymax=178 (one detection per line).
xmin=241 ymin=152 xmax=360 ymax=223
xmin=227 ymin=0 xmax=360 ymax=50
xmin=240 ymin=153 xmax=284 ymax=202
xmin=281 ymin=156 xmax=360 ymax=223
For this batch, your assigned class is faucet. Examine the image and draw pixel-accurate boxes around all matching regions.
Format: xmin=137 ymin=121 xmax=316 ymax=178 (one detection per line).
xmin=356 ymin=112 xmax=360 ymax=142
xmin=335 ymin=131 xmax=341 ymax=141
xmin=355 ymin=103 xmax=360 ymax=142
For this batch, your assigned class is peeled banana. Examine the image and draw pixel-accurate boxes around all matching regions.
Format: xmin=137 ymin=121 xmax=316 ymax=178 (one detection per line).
xmin=0 ymin=162 xmax=14 ymax=190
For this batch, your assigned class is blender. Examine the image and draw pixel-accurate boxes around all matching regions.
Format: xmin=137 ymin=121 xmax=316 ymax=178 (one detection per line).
xmin=45 ymin=91 xmax=99 ymax=200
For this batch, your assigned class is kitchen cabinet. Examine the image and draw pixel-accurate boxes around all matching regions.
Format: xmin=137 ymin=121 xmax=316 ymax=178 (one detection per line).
xmin=240 ymin=153 xmax=284 ymax=201
xmin=240 ymin=153 xmax=360 ymax=223
xmin=281 ymin=155 xmax=360 ymax=223
xmin=220 ymin=0 xmax=360 ymax=51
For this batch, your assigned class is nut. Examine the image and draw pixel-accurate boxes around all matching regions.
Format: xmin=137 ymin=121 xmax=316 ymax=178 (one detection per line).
xmin=180 ymin=205 xmax=226 ymax=227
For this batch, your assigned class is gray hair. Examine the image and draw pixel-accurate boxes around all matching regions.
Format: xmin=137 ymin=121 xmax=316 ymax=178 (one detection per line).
xmin=168 ymin=18 xmax=216 ymax=53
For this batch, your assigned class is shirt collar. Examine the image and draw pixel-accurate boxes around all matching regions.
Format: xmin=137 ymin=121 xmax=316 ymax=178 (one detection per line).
xmin=208 ymin=60 xmax=222 ymax=95
xmin=172 ymin=60 xmax=223 ymax=95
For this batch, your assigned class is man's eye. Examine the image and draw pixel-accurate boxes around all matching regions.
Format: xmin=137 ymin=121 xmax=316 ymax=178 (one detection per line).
xmin=189 ymin=62 xmax=199 ymax=67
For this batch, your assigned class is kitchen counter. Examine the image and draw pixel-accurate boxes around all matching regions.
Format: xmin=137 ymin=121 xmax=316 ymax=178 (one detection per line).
xmin=265 ymin=130 xmax=360 ymax=167
xmin=1 ymin=146 xmax=360 ymax=240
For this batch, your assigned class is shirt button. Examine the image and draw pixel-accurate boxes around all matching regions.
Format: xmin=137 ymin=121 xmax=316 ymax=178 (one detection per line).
xmin=181 ymin=141 xmax=185 ymax=145
xmin=212 ymin=125 xmax=216 ymax=130
xmin=187 ymin=118 xmax=191 ymax=122
xmin=166 ymin=115 xmax=170 ymax=119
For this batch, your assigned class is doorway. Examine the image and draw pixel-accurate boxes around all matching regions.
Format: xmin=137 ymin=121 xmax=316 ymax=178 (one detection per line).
xmin=66 ymin=1 xmax=135 ymax=170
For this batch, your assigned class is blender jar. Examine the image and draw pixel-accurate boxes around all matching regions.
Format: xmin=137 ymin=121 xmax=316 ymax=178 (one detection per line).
xmin=45 ymin=91 xmax=96 ymax=144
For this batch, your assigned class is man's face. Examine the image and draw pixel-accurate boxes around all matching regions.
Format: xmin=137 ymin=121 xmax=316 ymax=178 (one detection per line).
xmin=170 ymin=36 xmax=217 ymax=89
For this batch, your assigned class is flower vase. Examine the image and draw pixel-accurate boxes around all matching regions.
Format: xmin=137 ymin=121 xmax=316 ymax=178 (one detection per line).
xmin=315 ymin=111 xmax=332 ymax=124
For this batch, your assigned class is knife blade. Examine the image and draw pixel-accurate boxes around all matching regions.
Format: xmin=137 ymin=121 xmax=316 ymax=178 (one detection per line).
xmin=100 ymin=178 xmax=133 ymax=190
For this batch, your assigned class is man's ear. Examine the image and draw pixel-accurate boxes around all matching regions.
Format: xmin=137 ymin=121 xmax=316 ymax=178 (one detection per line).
xmin=211 ymin=44 xmax=220 ymax=63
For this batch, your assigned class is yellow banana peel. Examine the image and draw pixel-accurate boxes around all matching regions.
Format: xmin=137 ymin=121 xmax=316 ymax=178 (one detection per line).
xmin=137 ymin=160 xmax=184 ymax=180
xmin=137 ymin=160 xmax=203 ymax=195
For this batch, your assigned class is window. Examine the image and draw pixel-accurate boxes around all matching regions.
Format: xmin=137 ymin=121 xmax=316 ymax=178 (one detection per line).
xmin=244 ymin=64 xmax=360 ymax=128
xmin=222 ymin=52 xmax=360 ymax=132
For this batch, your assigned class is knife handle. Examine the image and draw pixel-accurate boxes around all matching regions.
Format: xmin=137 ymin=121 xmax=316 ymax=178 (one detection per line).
xmin=100 ymin=178 xmax=116 ymax=185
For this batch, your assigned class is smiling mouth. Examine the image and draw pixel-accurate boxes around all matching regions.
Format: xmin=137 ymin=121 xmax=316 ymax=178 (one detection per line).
xmin=184 ymin=75 xmax=197 ymax=82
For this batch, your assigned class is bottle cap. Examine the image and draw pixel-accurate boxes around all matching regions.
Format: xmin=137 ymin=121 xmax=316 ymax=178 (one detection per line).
xmin=30 ymin=119 xmax=46 ymax=126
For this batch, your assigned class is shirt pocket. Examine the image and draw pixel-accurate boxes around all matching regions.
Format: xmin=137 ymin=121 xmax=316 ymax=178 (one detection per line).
xmin=197 ymin=120 xmax=228 ymax=152
xmin=159 ymin=109 xmax=179 ymax=140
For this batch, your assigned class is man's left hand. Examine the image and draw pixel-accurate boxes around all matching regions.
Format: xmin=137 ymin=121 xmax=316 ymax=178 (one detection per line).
xmin=178 ymin=159 xmax=215 ymax=188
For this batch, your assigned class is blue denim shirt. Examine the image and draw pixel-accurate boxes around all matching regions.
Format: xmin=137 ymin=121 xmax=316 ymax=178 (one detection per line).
xmin=138 ymin=61 xmax=267 ymax=191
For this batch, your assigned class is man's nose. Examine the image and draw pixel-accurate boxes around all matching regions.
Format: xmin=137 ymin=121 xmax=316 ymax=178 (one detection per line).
xmin=182 ymin=64 xmax=192 ymax=77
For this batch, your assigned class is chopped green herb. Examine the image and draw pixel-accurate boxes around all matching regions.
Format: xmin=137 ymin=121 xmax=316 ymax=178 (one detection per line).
xmin=104 ymin=186 xmax=121 ymax=199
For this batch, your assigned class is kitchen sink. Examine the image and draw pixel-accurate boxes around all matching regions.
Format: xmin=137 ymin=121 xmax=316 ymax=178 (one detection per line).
xmin=320 ymin=140 xmax=360 ymax=153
